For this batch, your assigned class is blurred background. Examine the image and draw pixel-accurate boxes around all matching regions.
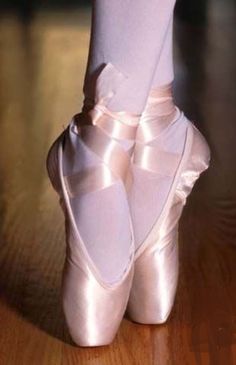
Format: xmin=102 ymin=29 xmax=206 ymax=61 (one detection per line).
xmin=0 ymin=1 xmax=236 ymax=364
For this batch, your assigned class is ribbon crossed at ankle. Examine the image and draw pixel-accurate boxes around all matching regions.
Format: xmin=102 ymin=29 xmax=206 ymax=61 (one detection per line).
xmin=134 ymin=84 xmax=182 ymax=176
xmin=64 ymin=63 xmax=140 ymax=197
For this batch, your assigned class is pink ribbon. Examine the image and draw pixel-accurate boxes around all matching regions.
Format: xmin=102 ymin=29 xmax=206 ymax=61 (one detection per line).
xmin=64 ymin=63 xmax=139 ymax=196
xmin=134 ymin=83 xmax=182 ymax=175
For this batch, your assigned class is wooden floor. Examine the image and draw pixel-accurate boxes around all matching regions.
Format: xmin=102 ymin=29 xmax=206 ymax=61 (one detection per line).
xmin=0 ymin=2 xmax=236 ymax=364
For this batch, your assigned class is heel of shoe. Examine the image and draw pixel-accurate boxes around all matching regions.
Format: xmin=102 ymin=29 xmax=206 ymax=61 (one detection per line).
xmin=176 ymin=124 xmax=211 ymax=203
xmin=46 ymin=137 xmax=62 ymax=195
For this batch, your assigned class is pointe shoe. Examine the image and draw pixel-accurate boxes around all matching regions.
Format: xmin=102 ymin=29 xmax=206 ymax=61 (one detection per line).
xmin=127 ymin=86 xmax=211 ymax=324
xmin=46 ymin=64 xmax=138 ymax=346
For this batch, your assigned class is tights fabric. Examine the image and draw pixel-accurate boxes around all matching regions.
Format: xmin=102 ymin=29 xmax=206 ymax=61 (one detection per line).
xmin=68 ymin=0 xmax=184 ymax=281
xmin=83 ymin=0 xmax=177 ymax=114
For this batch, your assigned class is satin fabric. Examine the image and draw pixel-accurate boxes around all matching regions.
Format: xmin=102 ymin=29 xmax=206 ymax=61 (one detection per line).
xmin=47 ymin=129 xmax=135 ymax=344
xmin=46 ymin=63 xmax=138 ymax=346
xmin=72 ymin=121 xmax=133 ymax=192
xmin=127 ymin=88 xmax=211 ymax=324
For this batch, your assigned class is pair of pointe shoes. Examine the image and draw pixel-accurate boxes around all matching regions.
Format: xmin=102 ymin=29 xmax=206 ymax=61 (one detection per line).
xmin=46 ymin=65 xmax=210 ymax=347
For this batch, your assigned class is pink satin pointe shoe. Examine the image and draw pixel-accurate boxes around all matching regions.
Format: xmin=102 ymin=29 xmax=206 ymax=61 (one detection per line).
xmin=127 ymin=84 xmax=211 ymax=324
xmin=46 ymin=64 xmax=138 ymax=346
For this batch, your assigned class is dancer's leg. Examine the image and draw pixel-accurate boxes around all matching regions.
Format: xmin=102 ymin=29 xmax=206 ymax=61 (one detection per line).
xmin=70 ymin=0 xmax=178 ymax=282
xmin=83 ymin=0 xmax=177 ymax=114
xmin=130 ymin=11 xmax=189 ymax=248
xmin=48 ymin=0 xmax=189 ymax=346
xmin=127 ymin=7 xmax=210 ymax=324
xmin=151 ymin=15 xmax=174 ymax=87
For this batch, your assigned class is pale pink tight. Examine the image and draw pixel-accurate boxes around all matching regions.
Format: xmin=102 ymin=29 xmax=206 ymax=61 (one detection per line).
xmin=66 ymin=0 xmax=183 ymax=282
xmin=84 ymin=0 xmax=176 ymax=114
